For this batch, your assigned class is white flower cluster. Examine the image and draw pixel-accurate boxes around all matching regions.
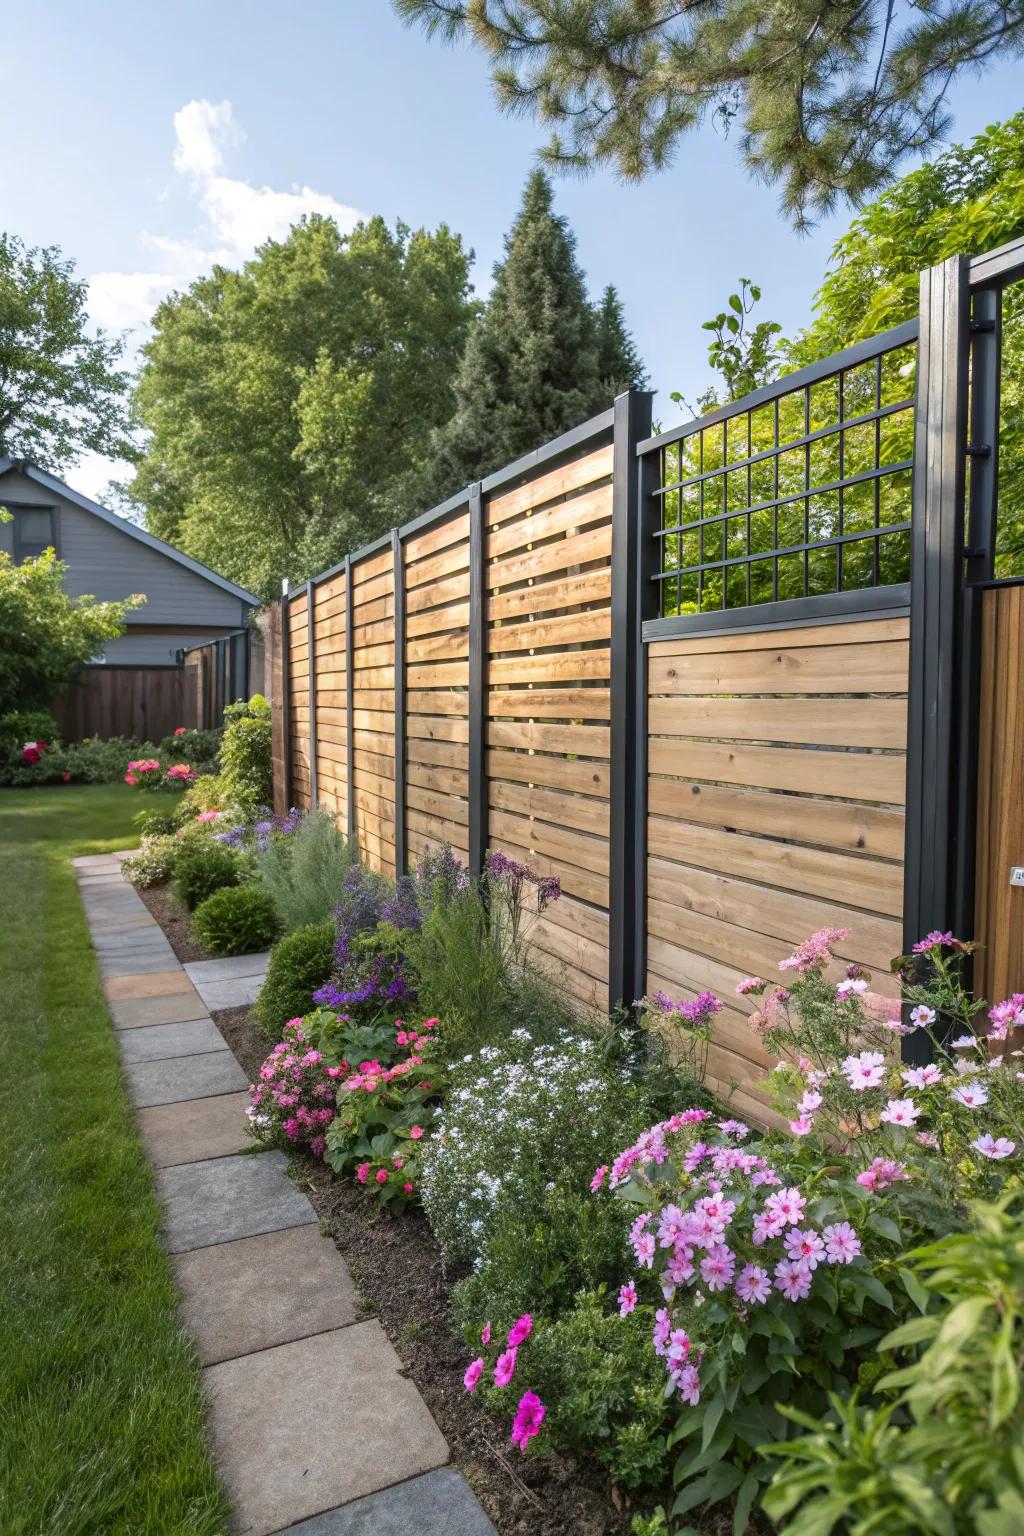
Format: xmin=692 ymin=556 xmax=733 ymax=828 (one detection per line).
xmin=421 ymin=1029 xmax=623 ymax=1266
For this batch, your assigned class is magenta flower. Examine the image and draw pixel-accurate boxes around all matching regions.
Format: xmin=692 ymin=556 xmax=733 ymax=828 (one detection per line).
xmin=507 ymin=1314 xmax=533 ymax=1348
xmin=481 ymin=1322 xmax=492 ymax=1345
xmin=735 ymin=1264 xmax=771 ymax=1304
xmin=911 ymin=930 xmax=963 ymax=953
xmin=510 ymin=1390 xmax=546 ymax=1452
xmin=973 ymin=1133 xmax=1015 ymax=1160
xmin=774 ymin=1259 xmax=813 ymax=1301
xmin=735 ymin=977 xmax=765 ymax=995
xmin=822 ymin=1222 xmax=862 ymax=1263
xmin=463 ymin=1358 xmax=484 ymax=1392
xmin=699 ymin=1244 xmax=736 ymax=1293
xmin=590 ymin=1165 xmax=608 ymax=1192
xmin=783 ymin=1228 xmax=826 ymax=1269
xmin=618 ymin=1282 xmax=638 ymax=1317
xmin=716 ymin=1119 xmax=750 ymax=1138
xmin=764 ymin=1186 xmax=807 ymax=1227
xmin=675 ymin=1363 xmax=701 ymax=1406
xmin=494 ymin=1347 xmax=518 ymax=1388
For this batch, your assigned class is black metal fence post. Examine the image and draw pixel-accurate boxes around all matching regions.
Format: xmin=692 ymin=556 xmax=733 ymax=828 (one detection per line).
xmin=344 ymin=555 xmax=356 ymax=844
xmin=608 ymin=389 xmax=654 ymax=1012
xmin=280 ymin=587 xmax=293 ymax=813
xmin=306 ymin=579 xmax=318 ymax=810
xmin=467 ymin=483 xmax=487 ymax=876
xmin=903 ymin=255 xmax=971 ymax=1061
xmin=392 ymin=528 xmax=407 ymax=877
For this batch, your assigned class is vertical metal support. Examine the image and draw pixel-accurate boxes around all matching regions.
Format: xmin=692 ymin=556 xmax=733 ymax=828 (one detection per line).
xmin=306 ymin=579 xmax=318 ymax=811
xmin=392 ymin=528 xmax=407 ymax=877
xmin=633 ymin=420 xmax=663 ymax=1004
xmin=608 ymin=390 xmax=654 ymax=1012
xmin=903 ymin=255 xmax=970 ymax=1062
xmin=280 ymin=595 xmax=293 ymax=814
xmin=344 ymin=555 xmax=356 ymax=844
xmin=467 ymin=482 xmax=487 ymax=876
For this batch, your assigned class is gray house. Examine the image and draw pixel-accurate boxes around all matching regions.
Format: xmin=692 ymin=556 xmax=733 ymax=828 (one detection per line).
xmin=0 ymin=458 xmax=259 ymax=663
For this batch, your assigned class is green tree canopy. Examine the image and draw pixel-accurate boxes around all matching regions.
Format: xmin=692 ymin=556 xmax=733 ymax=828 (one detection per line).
xmin=429 ymin=169 xmax=646 ymax=494
xmin=0 ymin=234 xmax=133 ymax=471
xmin=0 ymin=545 xmax=140 ymax=714
xmin=395 ymin=1 xmax=1024 ymax=225
xmin=127 ymin=215 xmax=476 ymax=599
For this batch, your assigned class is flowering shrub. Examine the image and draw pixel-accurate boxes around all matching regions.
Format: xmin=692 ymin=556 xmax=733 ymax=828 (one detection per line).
xmin=324 ymin=1016 xmax=444 ymax=1208
xmin=462 ymin=1313 xmax=547 ymax=1456
xmin=247 ymin=1017 xmax=341 ymax=1157
xmin=314 ymin=922 xmax=415 ymax=1020
xmin=421 ymin=1030 xmax=640 ymax=1266
xmin=166 ymin=761 xmax=196 ymax=785
xmin=124 ymin=757 xmax=162 ymax=788
xmin=122 ymin=833 xmax=178 ymax=888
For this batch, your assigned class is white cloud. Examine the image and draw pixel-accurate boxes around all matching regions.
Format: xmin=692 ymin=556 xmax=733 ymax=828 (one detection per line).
xmin=173 ymin=99 xmax=243 ymax=180
xmin=87 ymin=269 xmax=181 ymax=334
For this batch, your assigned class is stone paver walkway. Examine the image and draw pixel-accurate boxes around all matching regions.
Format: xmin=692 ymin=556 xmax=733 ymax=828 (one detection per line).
xmin=74 ymin=852 xmax=496 ymax=1536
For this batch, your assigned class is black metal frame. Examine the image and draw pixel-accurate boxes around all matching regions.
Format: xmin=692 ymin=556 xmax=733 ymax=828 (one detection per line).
xmin=344 ymin=556 xmax=356 ymax=844
xmin=306 ymin=579 xmax=318 ymax=810
xmin=391 ymin=528 xmax=407 ymax=878
xmin=467 ymin=482 xmax=486 ymax=876
xmin=280 ymin=589 xmax=293 ymax=812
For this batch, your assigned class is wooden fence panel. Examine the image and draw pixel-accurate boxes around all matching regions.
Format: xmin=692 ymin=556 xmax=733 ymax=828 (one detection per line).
xmin=484 ymin=449 xmax=615 ymax=1010
xmin=352 ymin=547 xmax=397 ymax=879
xmin=287 ymin=588 xmax=311 ymax=809
xmin=974 ymin=584 xmax=1024 ymax=1002
xmin=645 ymin=615 xmax=910 ymax=1121
xmin=313 ymin=569 xmax=349 ymax=829
xmin=54 ymin=665 xmax=192 ymax=744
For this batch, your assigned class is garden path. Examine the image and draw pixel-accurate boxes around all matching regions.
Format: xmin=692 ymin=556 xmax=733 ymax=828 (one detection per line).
xmin=74 ymin=852 xmax=496 ymax=1536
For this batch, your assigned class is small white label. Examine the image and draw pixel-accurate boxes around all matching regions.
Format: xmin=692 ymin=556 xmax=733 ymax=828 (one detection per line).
xmin=1011 ymin=867 xmax=1024 ymax=888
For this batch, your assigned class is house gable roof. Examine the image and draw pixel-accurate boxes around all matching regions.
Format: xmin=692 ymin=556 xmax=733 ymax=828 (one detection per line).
xmin=0 ymin=458 xmax=261 ymax=608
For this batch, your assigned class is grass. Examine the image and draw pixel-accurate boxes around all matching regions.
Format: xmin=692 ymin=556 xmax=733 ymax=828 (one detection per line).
xmin=0 ymin=784 xmax=228 ymax=1535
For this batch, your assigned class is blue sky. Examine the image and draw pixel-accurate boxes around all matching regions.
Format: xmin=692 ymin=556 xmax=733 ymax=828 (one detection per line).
xmin=5 ymin=1 xmax=1023 ymax=500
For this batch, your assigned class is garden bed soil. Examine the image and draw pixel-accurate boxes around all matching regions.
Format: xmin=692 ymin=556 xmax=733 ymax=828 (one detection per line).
xmin=137 ymin=882 xmax=207 ymax=963
xmin=212 ymin=1004 xmax=650 ymax=1536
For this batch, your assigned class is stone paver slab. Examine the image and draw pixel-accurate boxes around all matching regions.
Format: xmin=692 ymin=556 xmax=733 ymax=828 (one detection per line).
xmin=173 ymin=1226 xmax=359 ymax=1364
xmin=87 ymin=912 xmax=157 ymax=933
xmin=118 ymin=1017 xmax=229 ymax=1064
xmin=125 ymin=1051 xmax=248 ymax=1109
xmin=93 ymin=929 xmax=175 ymax=958
xmin=203 ymin=1322 xmax=449 ymax=1536
xmin=74 ymin=852 xmax=128 ymax=868
xmin=103 ymin=969 xmax=194 ymax=1000
xmin=98 ymin=947 xmax=180 ymax=979
xmin=157 ymin=1151 xmax=314 ymax=1253
xmin=193 ymin=975 xmax=267 ymax=1010
xmin=275 ymin=1469 xmax=497 ymax=1536
xmin=185 ymin=953 xmax=271 ymax=983
xmin=137 ymin=1092 xmax=250 ymax=1168
xmin=109 ymin=991 xmax=210 ymax=1029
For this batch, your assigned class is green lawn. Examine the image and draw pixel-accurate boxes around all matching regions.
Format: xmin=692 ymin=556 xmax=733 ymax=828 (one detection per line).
xmin=0 ymin=785 xmax=228 ymax=1535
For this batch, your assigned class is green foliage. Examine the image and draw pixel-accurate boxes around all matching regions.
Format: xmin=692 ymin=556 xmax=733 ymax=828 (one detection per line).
xmin=428 ymin=169 xmax=645 ymax=495
xmin=160 ymin=726 xmax=222 ymax=764
xmin=132 ymin=804 xmax=182 ymax=838
xmin=0 ymin=547 xmax=141 ymax=714
xmin=122 ymin=834 xmax=179 ymax=889
xmin=482 ymin=1293 xmax=671 ymax=1491
xmin=127 ymin=215 xmax=475 ymax=597
xmin=395 ymin=2 xmax=1024 ymax=225
xmin=254 ymin=919 xmax=336 ymax=1037
xmin=0 ymin=731 xmax=164 ymax=789
xmin=0 ymin=710 xmax=58 ymax=763
xmin=0 ymin=232 xmax=134 ymax=469
xmin=256 ymin=809 xmax=357 ymax=931
xmin=217 ymin=695 xmax=272 ymax=816
xmin=170 ymin=842 xmax=241 ymax=912
xmin=191 ymin=883 xmax=280 ymax=957
xmin=672 ymin=279 xmax=783 ymax=415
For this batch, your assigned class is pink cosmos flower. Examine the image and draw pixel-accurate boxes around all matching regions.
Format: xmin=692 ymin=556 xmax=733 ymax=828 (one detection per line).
xmin=836 ymin=977 xmax=869 ymax=998
xmin=774 ymin=1259 xmax=813 ymax=1301
xmin=717 ymin=1119 xmax=750 ymax=1138
xmin=951 ymin=1083 xmax=989 ymax=1108
xmin=765 ymin=1187 xmax=807 ymax=1227
xmin=783 ymin=1228 xmax=826 ymax=1269
xmin=842 ymin=1050 xmax=887 ymax=1091
xmin=822 ymin=1222 xmax=861 ymax=1263
xmin=789 ymin=1115 xmax=815 ymax=1137
xmin=735 ymin=1264 xmax=771 ymax=1304
xmin=902 ymin=1064 xmax=943 ymax=1088
xmin=463 ymin=1358 xmax=484 ymax=1392
xmin=675 ymin=1363 xmax=701 ymax=1406
xmin=798 ymin=1090 xmax=823 ymax=1114
xmin=909 ymin=1005 xmax=936 ymax=1027
xmin=652 ymin=1309 xmax=672 ymax=1356
xmin=779 ymin=927 xmax=851 ymax=973
xmin=951 ymin=1034 xmax=980 ymax=1050
xmin=494 ymin=1348 xmax=518 ymax=1388
xmin=507 ymin=1314 xmax=533 ymax=1348
xmin=857 ymin=1157 xmax=908 ymax=1193
xmin=590 ymin=1165 xmax=608 ymax=1192
xmin=973 ymin=1134 xmax=1015 ymax=1159
xmin=618 ymin=1282 xmax=638 ymax=1317
xmin=880 ymin=1097 xmax=920 ymax=1126
xmin=633 ymin=1232 xmax=656 ymax=1269
xmin=665 ymin=1327 xmax=690 ymax=1366
xmin=510 ymin=1390 xmax=546 ymax=1452
xmin=735 ymin=977 xmax=765 ymax=995
xmin=752 ymin=1209 xmax=785 ymax=1245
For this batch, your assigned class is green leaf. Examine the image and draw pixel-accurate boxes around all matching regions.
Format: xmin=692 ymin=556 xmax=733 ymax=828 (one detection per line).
xmin=897 ymin=1266 xmax=931 ymax=1313
xmin=733 ymin=1471 xmax=760 ymax=1535
xmin=866 ymin=1213 xmax=902 ymax=1244
xmin=701 ymin=1393 xmax=726 ymax=1451
xmin=672 ymin=1461 xmax=745 ymax=1514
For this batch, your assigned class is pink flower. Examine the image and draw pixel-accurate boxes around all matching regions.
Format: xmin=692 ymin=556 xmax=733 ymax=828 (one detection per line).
xmin=735 ymin=1264 xmax=771 ymax=1304
xmin=633 ymin=1232 xmax=656 ymax=1269
xmin=699 ymin=1244 xmax=736 ymax=1292
xmin=902 ymin=1064 xmax=942 ymax=1088
xmin=510 ymin=1390 xmax=546 ymax=1452
xmin=590 ymin=1165 xmax=608 ymax=1192
xmin=494 ymin=1348 xmax=518 ymax=1388
xmin=779 ymin=927 xmax=851 ymax=973
xmin=481 ymin=1322 xmax=492 ymax=1346
xmin=652 ymin=1309 xmax=672 ymax=1356
xmin=174 ymin=726 xmax=187 ymax=736
xmin=674 ymin=1363 xmax=701 ymax=1406
xmin=857 ymin=1157 xmax=908 ymax=1193
xmin=842 ymin=1050 xmax=887 ymax=1091
xmin=836 ymin=977 xmax=869 ymax=998
xmin=735 ymin=977 xmax=765 ymax=995
xmin=973 ymin=1134 xmax=1015 ymax=1160
xmin=665 ymin=1327 xmax=690 ymax=1365
xmin=375 ymin=1168 xmax=389 ymax=1185
xmin=909 ymin=1005 xmax=936 ymax=1027
xmin=789 ymin=1115 xmax=815 ymax=1137
xmin=355 ymin=1162 xmax=370 ymax=1184
xmin=717 ymin=1119 xmax=750 ymax=1138
xmin=822 ymin=1222 xmax=861 ymax=1263
xmin=409 ymin=1125 xmax=424 ymax=1140
xmin=783 ymin=1228 xmax=826 ymax=1269
xmin=507 ymin=1314 xmax=533 ymax=1348
xmin=774 ymin=1259 xmax=813 ymax=1301
xmin=951 ymin=1083 xmax=989 ymax=1108
xmin=618 ymin=1282 xmax=638 ymax=1317
xmin=403 ymin=1182 xmax=414 ymax=1194
xmin=764 ymin=1187 xmax=807 ymax=1227
xmin=880 ymin=1097 xmax=920 ymax=1126
xmin=463 ymin=1358 xmax=484 ymax=1392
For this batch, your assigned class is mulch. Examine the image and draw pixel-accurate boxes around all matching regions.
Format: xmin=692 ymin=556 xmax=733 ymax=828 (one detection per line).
xmin=136 ymin=883 xmax=207 ymax=964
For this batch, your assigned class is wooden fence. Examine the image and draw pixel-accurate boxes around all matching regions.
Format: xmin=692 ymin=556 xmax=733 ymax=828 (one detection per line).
xmin=272 ymin=234 xmax=1024 ymax=1104
xmin=55 ymin=665 xmax=193 ymax=743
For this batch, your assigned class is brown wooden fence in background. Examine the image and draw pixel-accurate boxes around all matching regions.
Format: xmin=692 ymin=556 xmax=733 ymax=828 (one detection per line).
xmin=55 ymin=665 xmax=193 ymax=743
xmin=271 ymin=235 xmax=1024 ymax=1107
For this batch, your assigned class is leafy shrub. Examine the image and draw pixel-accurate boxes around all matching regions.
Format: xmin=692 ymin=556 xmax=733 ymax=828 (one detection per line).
xmin=255 ymin=809 xmax=357 ymax=930
xmin=0 ymin=728 xmax=158 ymax=787
xmin=122 ymin=834 xmax=178 ymax=888
xmin=313 ymin=921 xmax=416 ymax=1022
xmin=133 ymin=805 xmax=182 ymax=838
xmin=254 ymin=920 xmax=337 ymax=1037
xmin=179 ymin=773 xmax=229 ymax=817
xmin=192 ymin=884 xmax=279 ymax=956
xmin=421 ymin=1030 xmax=641 ymax=1267
xmin=218 ymin=694 xmax=272 ymax=815
xmin=0 ymin=709 xmax=58 ymax=764
xmin=171 ymin=843 xmax=241 ymax=912
xmin=161 ymin=725 xmax=222 ymax=763
xmin=247 ymin=1016 xmax=340 ymax=1157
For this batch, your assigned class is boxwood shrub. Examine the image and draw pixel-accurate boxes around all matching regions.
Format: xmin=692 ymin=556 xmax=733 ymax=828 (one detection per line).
xmin=192 ymin=884 xmax=280 ymax=957
xmin=171 ymin=843 xmax=241 ymax=912
xmin=254 ymin=919 xmax=336 ymax=1037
